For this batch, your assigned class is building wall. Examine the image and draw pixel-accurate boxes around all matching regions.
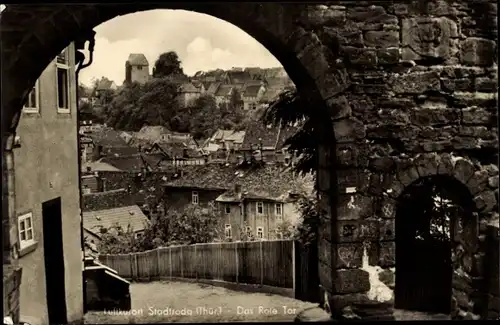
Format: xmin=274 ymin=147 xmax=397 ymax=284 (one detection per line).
xmin=164 ymin=188 xmax=226 ymax=211
xmin=14 ymin=43 xmax=83 ymax=323
xmin=130 ymin=65 xmax=149 ymax=84
xmin=219 ymin=199 xmax=302 ymax=240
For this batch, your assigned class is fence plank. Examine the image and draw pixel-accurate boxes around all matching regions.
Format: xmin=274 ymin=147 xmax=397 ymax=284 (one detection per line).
xmin=98 ymin=240 xmax=301 ymax=292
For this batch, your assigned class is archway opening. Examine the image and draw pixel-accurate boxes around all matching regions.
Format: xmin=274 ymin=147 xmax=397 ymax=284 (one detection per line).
xmin=394 ymin=175 xmax=476 ymax=314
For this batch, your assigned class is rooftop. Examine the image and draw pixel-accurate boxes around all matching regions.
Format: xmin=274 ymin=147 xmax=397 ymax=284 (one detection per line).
xmin=127 ymin=53 xmax=149 ymax=66
xmin=241 ymin=120 xmax=280 ymax=150
xmin=89 ymin=128 xmax=130 ymax=148
xmin=243 ymin=85 xmax=262 ymax=98
xmin=83 ymin=205 xmax=150 ymax=237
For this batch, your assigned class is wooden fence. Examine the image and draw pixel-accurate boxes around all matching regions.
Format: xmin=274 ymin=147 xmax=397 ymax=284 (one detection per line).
xmin=98 ymin=239 xmax=319 ymax=302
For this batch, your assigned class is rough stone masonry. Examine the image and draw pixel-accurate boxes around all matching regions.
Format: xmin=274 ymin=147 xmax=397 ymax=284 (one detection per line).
xmin=0 ymin=0 xmax=498 ymax=322
xmin=305 ymin=0 xmax=498 ymax=321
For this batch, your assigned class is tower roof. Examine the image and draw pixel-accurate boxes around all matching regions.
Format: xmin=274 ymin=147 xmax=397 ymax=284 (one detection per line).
xmin=127 ymin=53 xmax=149 ymax=66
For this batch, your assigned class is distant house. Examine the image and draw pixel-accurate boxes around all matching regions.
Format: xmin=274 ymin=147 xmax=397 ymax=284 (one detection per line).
xmin=162 ymin=163 xmax=313 ymax=240
xmin=222 ymin=70 xmax=252 ymax=84
xmin=125 ymin=53 xmax=150 ymax=85
xmin=83 ymin=205 xmax=150 ymax=249
xmin=95 ymin=77 xmax=118 ymax=96
xmin=87 ymin=128 xmax=139 ymax=161
xmin=133 ymin=126 xmax=171 ymax=145
xmin=191 ymin=81 xmax=207 ymax=94
xmin=98 ymin=154 xmax=164 ymax=172
xmin=177 ymin=82 xmax=201 ymax=107
xmin=82 ymin=160 xmax=121 ymax=173
xmin=162 ymin=163 xmax=238 ymax=210
xmin=240 ymin=120 xmax=301 ymax=164
xmin=215 ymin=165 xmax=313 ymax=240
xmin=214 ymin=85 xmax=234 ymax=105
xmin=148 ymin=142 xmax=206 ymax=166
xmin=242 ymin=84 xmax=267 ymax=110
xmin=208 ymin=129 xmax=245 ymax=151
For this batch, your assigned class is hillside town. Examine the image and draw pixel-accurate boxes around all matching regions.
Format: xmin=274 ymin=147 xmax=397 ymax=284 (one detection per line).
xmin=78 ymin=52 xmax=313 ymax=258
xmin=2 ymin=3 xmax=498 ymax=325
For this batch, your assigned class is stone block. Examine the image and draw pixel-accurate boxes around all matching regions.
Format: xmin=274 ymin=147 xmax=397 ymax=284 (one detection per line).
xmin=379 ymin=219 xmax=395 ymax=241
xmin=466 ymin=170 xmax=490 ymax=196
xmin=453 ymin=91 xmax=497 ymax=108
xmin=453 ymin=158 xmax=475 ymax=184
xmin=414 ymin=153 xmax=440 ymax=178
xmin=489 ymin=176 xmax=499 ymax=189
xmin=475 ymin=77 xmax=498 ymax=92
xmin=304 ymin=5 xmax=346 ymax=27
xmin=335 ymin=243 xmax=364 ymax=269
xmin=452 ymin=288 xmax=471 ymax=309
xmin=316 ymin=68 xmax=351 ymax=100
xmin=460 ymin=38 xmax=497 ymax=66
xmin=318 ymin=237 xmax=332 ymax=267
xmin=401 ymin=17 xmax=456 ymax=61
xmin=319 ymin=260 xmax=333 ymax=293
xmin=337 ymin=194 xmax=374 ymax=221
xmin=437 ymin=153 xmax=456 ymax=175
xmin=327 ymin=95 xmax=352 ymax=121
xmin=364 ymin=31 xmax=399 ymax=48
xmin=379 ymin=241 xmax=395 ymax=267
xmin=294 ymin=306 xmax=333 ymax=322
xmin=341 ymin=46 xmax=378 ymax=67
xmin=380 ymin=198 xmax=397 ymax=219
xmin=411 ymin=108 xmax=460 ymax=125
xmin=462 ymin=107 xmax=494 ymax=125
xmin=397 ymin=166 xmax=420 ymax=187
xmin=392 ymin=72 xmax=441 ymax=94
xmin=378 ymin=268 xmax=395 ymax=289
xmin=474 ymin=190 xmax=497 ymax=212
xmin=335 ymin=269 xmax=371 ymax=294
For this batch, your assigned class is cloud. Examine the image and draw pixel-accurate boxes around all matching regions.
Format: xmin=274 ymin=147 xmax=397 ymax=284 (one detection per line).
xmin=79 ymin=9 xmax=282 ymax=87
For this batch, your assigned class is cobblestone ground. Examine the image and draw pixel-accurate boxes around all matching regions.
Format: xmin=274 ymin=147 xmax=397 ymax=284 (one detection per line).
xmin=393 ymin=309 xmax=451 ymax=321
xmin=84 ymin=281 xmax=317 ymax=323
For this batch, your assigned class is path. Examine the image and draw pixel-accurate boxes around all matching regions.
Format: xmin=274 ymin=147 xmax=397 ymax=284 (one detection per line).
xmin=84 ymin=280 xmax=317 ymax=324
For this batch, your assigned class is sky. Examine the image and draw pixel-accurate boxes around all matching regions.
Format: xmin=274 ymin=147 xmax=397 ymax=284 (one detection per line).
xmin=79 ymin=9 xmax=282 ymax=87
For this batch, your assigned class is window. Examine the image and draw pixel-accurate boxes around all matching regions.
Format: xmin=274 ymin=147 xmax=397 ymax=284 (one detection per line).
xmin=192 ymin=191 xmax=199 ymax=205
xmin=18 ymin=213 xmax=35 ymax=250
xmin=135 ymin=231 xmax=143 ymax=239
xmin=225 ymin=224 xmax=232 ymax=239
xmin=23 ymin=80 xmax=40 ymax=113
xmin=240 ymin=204 xmax=244 ymax=216
xmin=57 ymin=49 xmax=68 ymax=64
xmin=257 ymin=226 xmax=264 ymax=239
xmin=57 ymin=65 xmax=70 ymax=112
xmin=275 ymin=203 xmax=283 ymax=219
xmin=246 ymin=226 xmax=252 ymax=236
xmin=137 ymin=66 xmax=143 ymax=70
xmin=225 ymin=205 xmax=231 ymax=214
xmin=256 ymin=202 xmax=264 ymax=215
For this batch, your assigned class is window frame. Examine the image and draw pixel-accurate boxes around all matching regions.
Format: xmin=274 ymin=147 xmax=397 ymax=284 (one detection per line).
xmin=56 ymin=50 xmax=71 ymax=114
xmin=275 ymin=203 xmax=283 ymax=220
xmin=18 ymin=212 xmax=35 ymax=250
xmin=224 ymin=224 xmax=232 ymax=239
xmin=256 ymin=201 xmax=264 ymax=215
xmin=23 ymin=80 xmax=40 ymax=113
xmin=192 ymin=191 xmax=199 ymax=205
xmin=256 ymin=226 xmax=264 ymax=239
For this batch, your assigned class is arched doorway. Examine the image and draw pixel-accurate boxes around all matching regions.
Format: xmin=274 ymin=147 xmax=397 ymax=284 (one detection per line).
xmin=395 ymin=175 xmax=476 ymax=314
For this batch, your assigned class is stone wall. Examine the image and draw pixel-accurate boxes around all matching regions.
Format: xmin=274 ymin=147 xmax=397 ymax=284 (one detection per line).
xmin=3 ymin=265 xmax=22 ymax=324
xmin=485 ymin=225 xmax=499 ymax=319
xmin=82 ymin=189 xmax=135 ymax=212
xmin=306 ymin=0 xmax=498 ymax=320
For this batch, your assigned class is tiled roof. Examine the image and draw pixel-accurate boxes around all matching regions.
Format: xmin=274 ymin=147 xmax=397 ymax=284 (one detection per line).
xmin=207 ymin=82 xmax=221 ymax=95
xmin=243 ymin=85 xmax=262 ymax=98
xmin=155 ymin=142 xmax=201 ymax=159
xmin=201 ymin=82 xmax=212 ymax=91
xmin=100 ymin=154 xmax=147 ymax=171
xmin=105 ymin=146 xmax=140 ymax=157
xmin=179 ymin=83 xmax=200 ymax=93
xmin=216 ymin=165 xmax=314 ymax=202
xmin=226 ymin=71 xmax=252 ymax=83
xmin=215 ymin=85 xmax=233 ymax=97
xmin=141 ymin=153 xmax=165 ymax=169
xmin=210 ymin=130 xmax=246 ymax=144
xmin=82 ymin=161 xmax=121 ymax=172
xmin=83 ymin=205 xmax=150 ymax=236
xmin=163 ymin=163 xmax=240 ymax=190
xmin=89 ymin=128 xmax=129 ymax=147
xmin=135 ymin=126 xmax=170 ymax=142
xmin=127 ymin=53 xmax=149 ymax=66
xmin=275 ymin=123 xmax=301 ymax=150
xmin=95 ymin=78 xmax=115 ymax=91
xmin=241 ymin=121 xmax=280 ymax=150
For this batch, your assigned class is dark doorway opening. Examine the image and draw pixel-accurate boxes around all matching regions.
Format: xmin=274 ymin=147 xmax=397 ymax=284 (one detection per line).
xmin=42 ymin=197 xmax=68 ymax=324
xmin=395 ymin=175 xmax=474 ymax=314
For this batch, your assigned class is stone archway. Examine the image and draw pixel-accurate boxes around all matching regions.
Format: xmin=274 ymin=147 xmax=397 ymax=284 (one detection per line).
xmin=1 ymin=3 xmax=350 ymax=261
xmin=381 ymin=153 xmax=498 ymax=320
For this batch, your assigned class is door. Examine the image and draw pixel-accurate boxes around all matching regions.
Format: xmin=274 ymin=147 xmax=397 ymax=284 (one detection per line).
xmin=42 ymin=197 xmax=68 ymax=324
xmin=395 ymin=180 xmax=453 ymax=314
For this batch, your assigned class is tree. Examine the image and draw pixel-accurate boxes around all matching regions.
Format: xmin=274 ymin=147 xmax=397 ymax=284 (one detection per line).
xmin=152 ymin=51 xmax=185 ymax=79
xmin=96 ymin=224 xmax=144 ymax=254
xmin=137 ymin=78 xmax=181 ymax=128
xmin=261 ymin=89 xmax=320 ymax=176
